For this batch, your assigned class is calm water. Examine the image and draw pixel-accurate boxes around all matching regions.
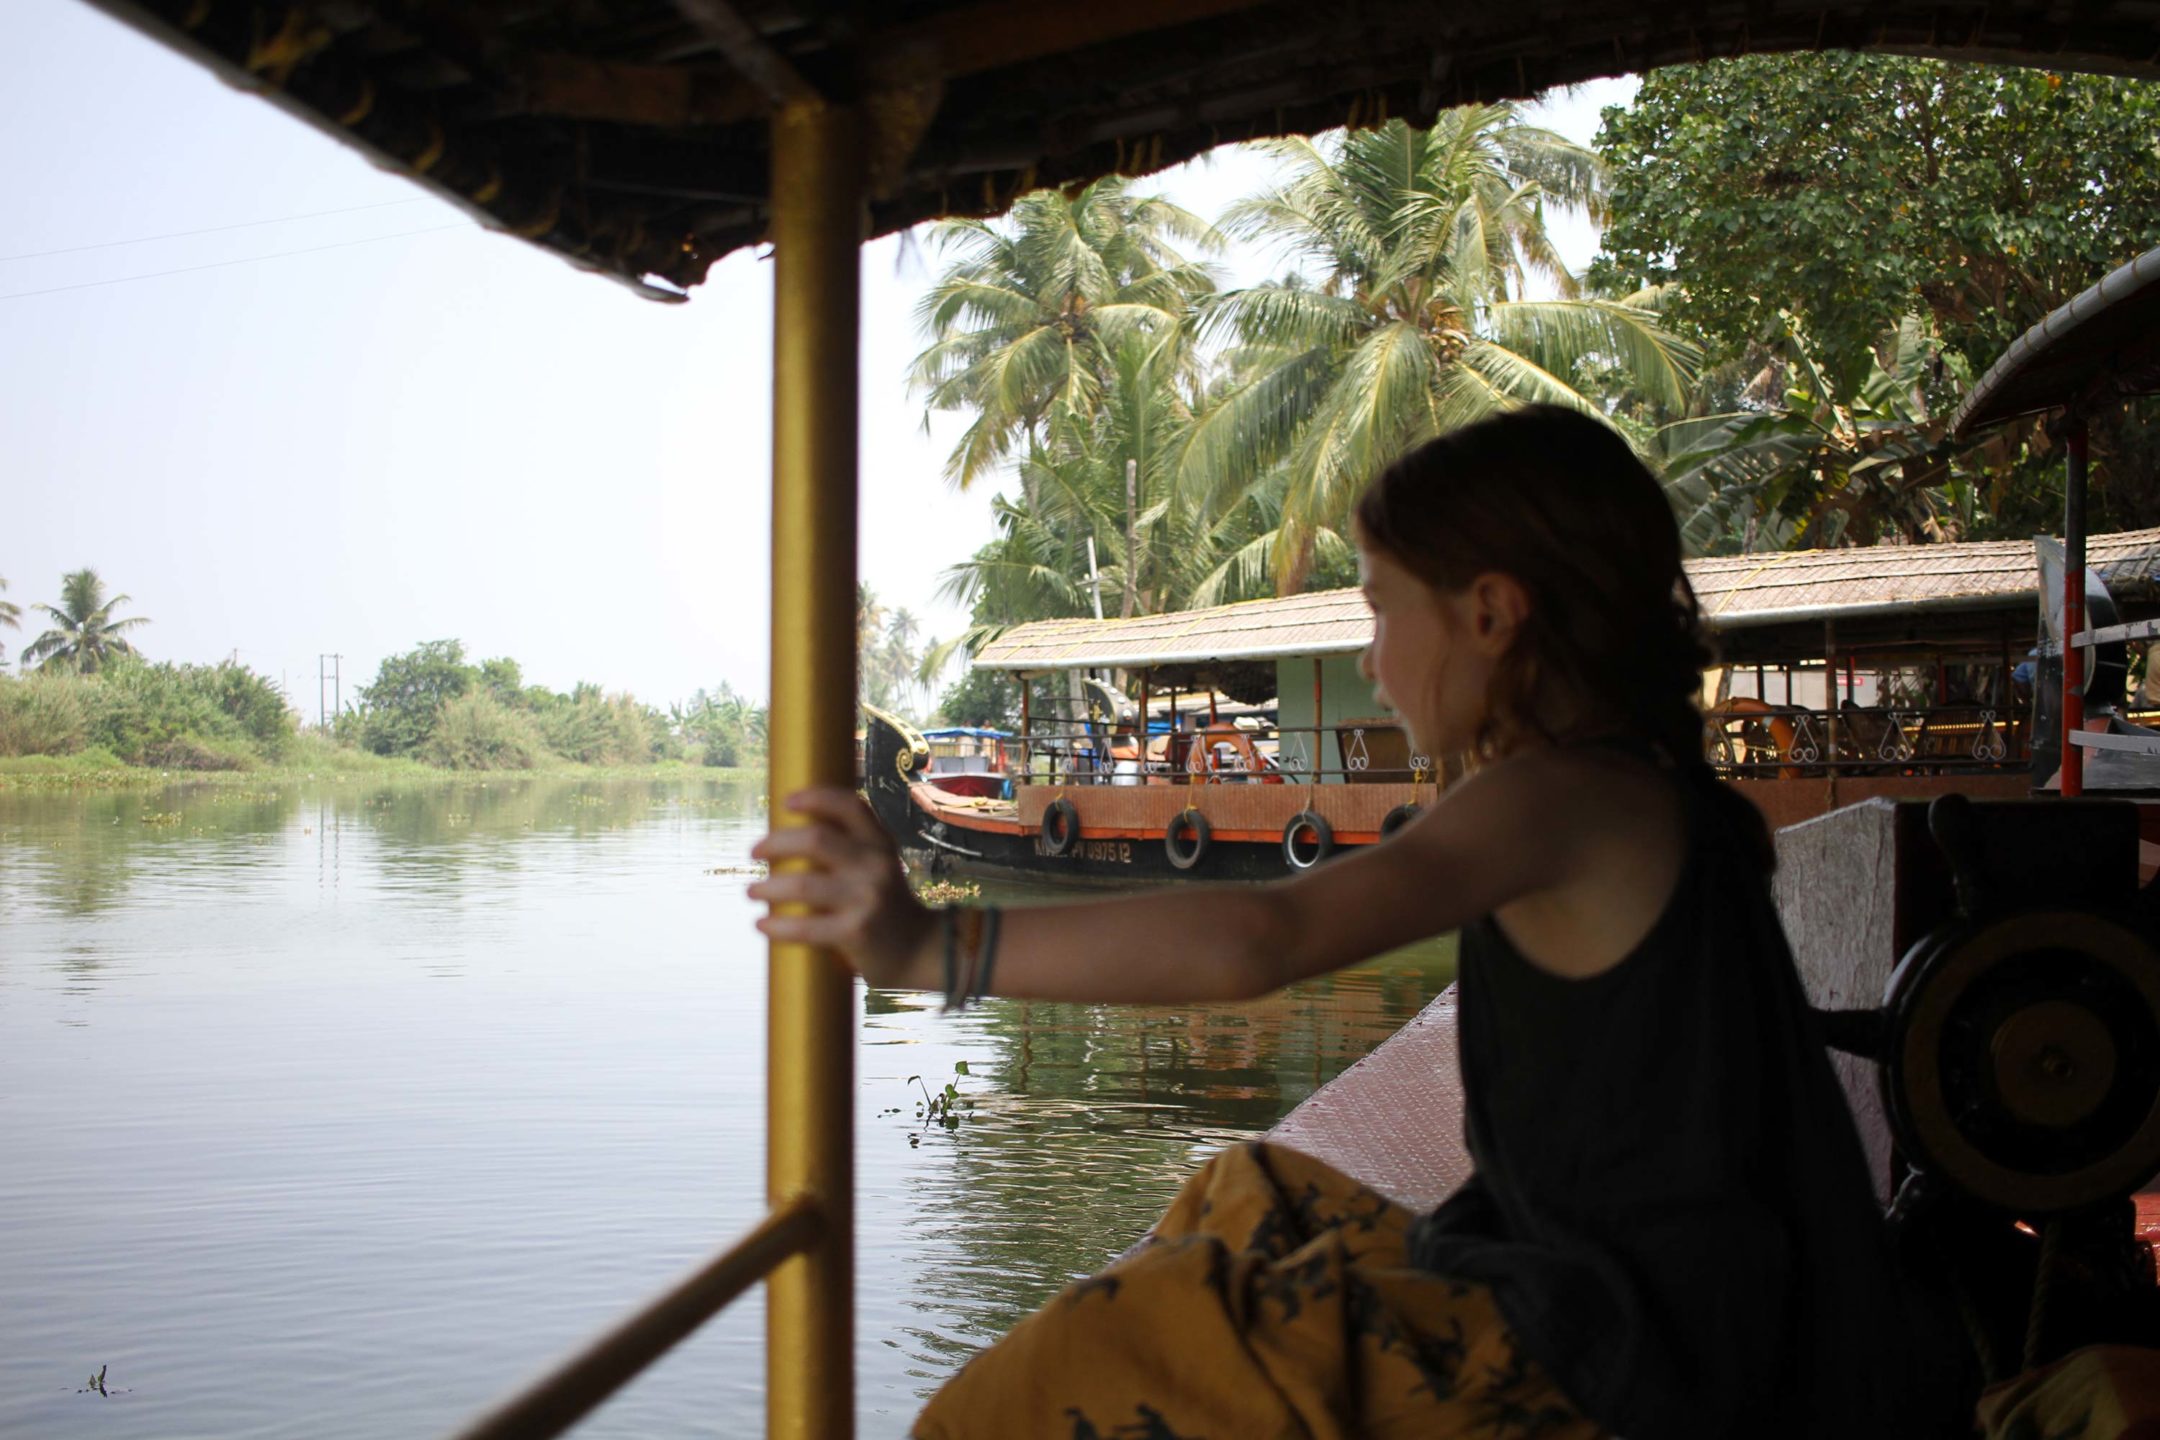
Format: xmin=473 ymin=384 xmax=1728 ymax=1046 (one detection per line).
xmin=0 ymin=777 xmax=1454 ymax=1439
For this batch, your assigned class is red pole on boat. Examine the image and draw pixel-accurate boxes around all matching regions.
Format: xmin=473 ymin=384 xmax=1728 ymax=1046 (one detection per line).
xmin=2063 ymin=417 xmax=2089 ymax=796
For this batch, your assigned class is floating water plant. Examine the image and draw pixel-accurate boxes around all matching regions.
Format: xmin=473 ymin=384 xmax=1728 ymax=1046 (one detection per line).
xmin=902 ymin=1062 xmax=974 ymax=1146
xmin=914 ymin=879 xmax=981 ymax=907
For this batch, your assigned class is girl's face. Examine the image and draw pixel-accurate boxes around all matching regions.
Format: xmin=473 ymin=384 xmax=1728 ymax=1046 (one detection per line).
xmin=1356 ymin=544 xmax=1527 ymax=757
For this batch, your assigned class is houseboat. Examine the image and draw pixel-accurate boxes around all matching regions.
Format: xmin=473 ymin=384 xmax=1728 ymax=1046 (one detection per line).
xmin=866 ymin=526 xmax=2160 ymax=884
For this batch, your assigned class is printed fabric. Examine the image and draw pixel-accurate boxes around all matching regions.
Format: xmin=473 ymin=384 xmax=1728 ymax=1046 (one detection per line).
xmin=913 ymin=1140 xmax=1603 ymax=1440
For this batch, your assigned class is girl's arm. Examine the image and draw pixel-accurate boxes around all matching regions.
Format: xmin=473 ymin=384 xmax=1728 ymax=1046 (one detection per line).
xmin=749 ymin=747 xmax=1647 ymax=1004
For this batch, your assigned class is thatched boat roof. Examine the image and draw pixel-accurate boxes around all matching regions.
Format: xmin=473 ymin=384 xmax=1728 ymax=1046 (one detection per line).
xmin=974 ymin=526 xmax=2160 ymax=673
xmin=1951 ymin=244 xmax=2160 ymax=436
xmin=85 ymin=1 xmax=2160 ymax=299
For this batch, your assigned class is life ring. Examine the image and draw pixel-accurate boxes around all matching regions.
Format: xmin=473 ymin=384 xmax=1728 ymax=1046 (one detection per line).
xmin=1380 ymin=803 xmax=1421 ymax=838
xmin=1282 ymin=810 xmax=1335 ymax=869
xmin=1164 ymin=811 xmax=1212 ymax=870
xmin=1040 ymin=797 xmax=1081 ymax=856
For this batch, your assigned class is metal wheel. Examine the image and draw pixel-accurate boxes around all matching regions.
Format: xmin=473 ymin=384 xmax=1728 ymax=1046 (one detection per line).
xmin=1883 ymin=910 xmax=2160 ymax=1215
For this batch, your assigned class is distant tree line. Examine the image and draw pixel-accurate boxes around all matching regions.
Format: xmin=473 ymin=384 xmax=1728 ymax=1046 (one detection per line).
xmin=340 ymin=640 xmax=773 ymax=772
xmin=0 ymin=567 xmax=292 ymax=768
xmin=0 ymin=570 xmax=771 ymax=773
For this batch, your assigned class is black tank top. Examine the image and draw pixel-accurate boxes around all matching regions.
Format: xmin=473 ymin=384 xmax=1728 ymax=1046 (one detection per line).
xmin=1407 ymin=761 xmax=1968 ymax=1438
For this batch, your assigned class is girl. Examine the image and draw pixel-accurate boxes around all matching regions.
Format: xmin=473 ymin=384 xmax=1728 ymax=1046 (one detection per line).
xmin=751 ymin=406 xmax=1969 ymax=1439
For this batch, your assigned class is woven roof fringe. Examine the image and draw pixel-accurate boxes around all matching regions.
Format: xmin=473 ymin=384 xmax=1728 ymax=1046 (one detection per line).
xmin=79 ymin=0 xmax=2160 ymax=298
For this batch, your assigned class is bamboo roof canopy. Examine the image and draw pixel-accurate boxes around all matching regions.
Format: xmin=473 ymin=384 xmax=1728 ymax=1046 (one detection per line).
xmin=1951 ymin=243 xmax=2160 ymax=436
xmin=974 ymin=527 xmax=2160 ymax=673
xmin=83 ymin=1 xmax=2160 ymax=300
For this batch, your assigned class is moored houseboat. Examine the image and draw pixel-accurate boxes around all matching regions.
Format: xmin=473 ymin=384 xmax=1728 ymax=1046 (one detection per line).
xmin=867 ymin=526 xmax=2160 ymax=883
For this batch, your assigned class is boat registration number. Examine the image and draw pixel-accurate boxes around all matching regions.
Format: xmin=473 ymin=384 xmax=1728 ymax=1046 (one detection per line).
xmin=1034 ymin=838 xmax=1134 ymax=864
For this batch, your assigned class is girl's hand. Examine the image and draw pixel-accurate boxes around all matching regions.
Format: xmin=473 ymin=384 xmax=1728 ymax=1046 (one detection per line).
xmin=748 ymin=787 xmax=937 ymax=990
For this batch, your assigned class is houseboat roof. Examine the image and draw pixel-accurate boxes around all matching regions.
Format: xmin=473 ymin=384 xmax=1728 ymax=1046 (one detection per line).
xmin=86 ymin=2 xmax=2160 ymax=300
xmin=974 ymin=527 xmax=2160 ymax=672
xmin=1952 ymin=244 xmax=2160 ymax=437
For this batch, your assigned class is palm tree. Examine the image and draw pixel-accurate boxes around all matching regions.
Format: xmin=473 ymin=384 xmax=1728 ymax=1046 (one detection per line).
xmin=871 ymin=608 xmax=926 ymax=713
xmin=926 ymin=334 xmax=1272 ymax=669
xmin=910 ymin=177 xmax=1222 ymax=488
xmin=0 ymin=576 xmax=19 ymax=664
xmin=857 ymin=584 xmax=887 ymax=666
xmin=1181 ymin=110 xmax=1700 ymax=592
xmin=24 ymin=568 xmax=148 ymax=672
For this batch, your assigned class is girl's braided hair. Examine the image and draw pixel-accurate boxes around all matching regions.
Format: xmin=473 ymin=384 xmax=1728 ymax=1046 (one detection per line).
xmin=1353 ymin=404 xmax=1772 ymax=871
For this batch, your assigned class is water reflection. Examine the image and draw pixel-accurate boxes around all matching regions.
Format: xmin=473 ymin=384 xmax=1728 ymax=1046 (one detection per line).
xmin=859 ymin=933 xmax=1454 ymax=1399
xmin=0 ymin=777 xmax=1448 ymax=1438
xmin=0 ymin=776 xmax=763 ymax=924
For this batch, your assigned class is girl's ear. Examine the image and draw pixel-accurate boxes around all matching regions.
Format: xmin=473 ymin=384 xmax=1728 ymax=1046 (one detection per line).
xmin=1466 ymin=572 xmax=1531 ymax=655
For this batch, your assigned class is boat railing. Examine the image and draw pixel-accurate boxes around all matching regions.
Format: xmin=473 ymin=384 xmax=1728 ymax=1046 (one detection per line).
xmin=1705 ymin=701 xmax=2033 ymax=776
xmin=2068 ymin=617 xmax=2160 ymax=764
xmin=995 ymin=714 xmax=1435 ymax=787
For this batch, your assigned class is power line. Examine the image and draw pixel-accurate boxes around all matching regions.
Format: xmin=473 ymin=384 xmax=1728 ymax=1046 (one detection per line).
xmin=0 ymin=198 xmax=431 ymax=264
xmin=0 ymin=223 xmax=472 ymax=302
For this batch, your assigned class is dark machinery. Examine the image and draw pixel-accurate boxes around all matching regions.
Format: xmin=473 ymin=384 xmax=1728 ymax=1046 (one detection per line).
xmin=1814 ymin=795 xmax=2160 ymax=1380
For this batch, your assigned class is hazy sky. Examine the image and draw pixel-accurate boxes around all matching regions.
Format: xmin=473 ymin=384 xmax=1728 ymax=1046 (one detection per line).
xmin=3 ymin=2 xmax=1635 ymax=714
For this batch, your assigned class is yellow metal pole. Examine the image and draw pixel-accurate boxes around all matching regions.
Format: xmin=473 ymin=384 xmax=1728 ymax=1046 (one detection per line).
xmin=767 ymin=97 xmax=862 ymax=1440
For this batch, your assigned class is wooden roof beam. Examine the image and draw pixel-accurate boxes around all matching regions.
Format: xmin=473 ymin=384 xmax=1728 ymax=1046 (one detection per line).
xmin=870 ymin=0 xmax=1275 ymax=85
xmin=670 ymin=0 xmax=819 ymax=109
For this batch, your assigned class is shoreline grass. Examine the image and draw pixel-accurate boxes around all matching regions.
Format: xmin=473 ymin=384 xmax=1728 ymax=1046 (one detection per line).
xmin=0 ymin=739 xmax=763 ymax=793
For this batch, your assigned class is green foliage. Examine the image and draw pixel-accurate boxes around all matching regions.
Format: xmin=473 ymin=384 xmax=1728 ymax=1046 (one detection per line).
xmin=420 ymin=692 xmax=546 ymax=771
xmin=910 ymin=177 xmax=1221 ymax=488
xmin=1656 ymin=315 xmax=1972 ymax=550
xmin=1595 ymin=54 xmax=2160 ymax=540
xmin=675 ymin=682 xmax=767 ymax=768
xmin=0 ymin=659 xmax=298 ymax=768
xmin=0 ymin=575 xmax=19 ymax=664
xmin=857 ymin=589 xmax=936 ymax=716
xmin=357 ymin=640 xmax=472 ymax=757
xmin=1186 ymin=113 xmax=1698 ymax=592
xmin=79 ymin=659 xmax=296 ymax=767
xmin=343 ymin=642 xmax=735 ymax=771
xmin=936 ymin=666 xmax=1019 ymax=728
xmin=0 ymin=673 xmax=89 ymax=756
xmin=533 ymin=682 xmax=667 ymax=765
xmin=477 ymin=656 xmax=526 ymax=705
xmin=1598 ymin=55 xmax=2160 ymax=390
xmin=24 ymin=569 xmax=148 ymax=673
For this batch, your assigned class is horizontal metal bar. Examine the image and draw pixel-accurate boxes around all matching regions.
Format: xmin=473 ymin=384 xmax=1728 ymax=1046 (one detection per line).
xmin=444 ymin=1196 xmax=823 ymax=1440
xmin=2069 ymin=731 xmax=2160 ymax=755
xmin=2071 ymin=617 xmax=2160 ymax=647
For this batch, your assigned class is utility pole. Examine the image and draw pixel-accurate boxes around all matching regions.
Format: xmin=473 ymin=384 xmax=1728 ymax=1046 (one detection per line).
xmin=318 ymin=653 xmax=342 ymax=731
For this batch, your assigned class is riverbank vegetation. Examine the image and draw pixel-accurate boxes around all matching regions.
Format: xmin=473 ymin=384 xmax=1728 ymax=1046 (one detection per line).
xmin=0 ymin=571 xmax=782 ymax=785
xmin=921 ymin=57 xmax=2160 ymax=710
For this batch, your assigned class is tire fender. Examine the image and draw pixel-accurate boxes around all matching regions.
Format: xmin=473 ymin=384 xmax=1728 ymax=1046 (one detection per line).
xmin=1164 ymin=810 xmax=1212 ymax=870
xmin=1282 ymin=810 xmax=1335 ymax=869
xmin=1040 ymin=797 xmax=1081 ymax=856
